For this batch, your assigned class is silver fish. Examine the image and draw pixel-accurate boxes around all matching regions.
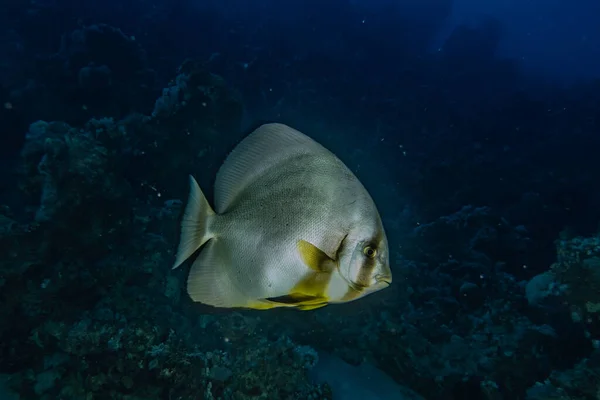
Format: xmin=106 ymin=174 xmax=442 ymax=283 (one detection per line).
xmin=172 ymin=123 xmax=391 ymax=310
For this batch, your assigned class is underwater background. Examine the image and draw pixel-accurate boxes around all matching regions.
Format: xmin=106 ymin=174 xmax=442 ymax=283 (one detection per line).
xmin=1 ymin=0 xmax=600 ymax=399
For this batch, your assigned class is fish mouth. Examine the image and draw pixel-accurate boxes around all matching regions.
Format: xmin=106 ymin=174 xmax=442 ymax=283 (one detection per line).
xmin=348 ymin=277 xmax=391 ymax=291
xmin=349 ymin=281 xmax=367 ymax=291
xmin=375 ymin=274 xmax=392 ymax=286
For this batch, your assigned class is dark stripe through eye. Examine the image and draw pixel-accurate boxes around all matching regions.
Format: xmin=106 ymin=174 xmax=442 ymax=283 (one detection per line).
xmin=355 ymin=251 xmax=376 ymax=287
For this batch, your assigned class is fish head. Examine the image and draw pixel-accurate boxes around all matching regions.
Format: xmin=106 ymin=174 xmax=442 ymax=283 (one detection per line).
xmin=337 ymin=220 xmax=392 ymax=297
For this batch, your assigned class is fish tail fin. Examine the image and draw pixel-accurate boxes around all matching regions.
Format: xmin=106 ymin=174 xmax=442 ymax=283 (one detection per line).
xmin=172 ymin=175 xmax=216 ymax=270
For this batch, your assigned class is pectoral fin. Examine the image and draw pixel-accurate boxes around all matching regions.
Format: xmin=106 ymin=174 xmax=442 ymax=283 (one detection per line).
xmin=297 ymin=240 xmax=336 ymax=273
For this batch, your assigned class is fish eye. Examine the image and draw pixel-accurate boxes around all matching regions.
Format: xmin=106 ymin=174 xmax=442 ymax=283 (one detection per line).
xmin=363 ymin=246 xmax=377 ymax=259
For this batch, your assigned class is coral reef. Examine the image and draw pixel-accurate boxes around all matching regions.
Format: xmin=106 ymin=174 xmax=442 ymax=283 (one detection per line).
xmin=0 ymin=7 xmax=599 ymax=400
xmin=1 ymin=60 xmax=325 ymax=400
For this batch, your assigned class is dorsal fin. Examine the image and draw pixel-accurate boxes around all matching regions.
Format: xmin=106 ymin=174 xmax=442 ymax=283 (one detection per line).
xmin=214 ymin=123 xmax=328 ymax=213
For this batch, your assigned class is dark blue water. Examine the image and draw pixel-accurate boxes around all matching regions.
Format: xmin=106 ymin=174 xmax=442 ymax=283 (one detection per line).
xmin=1 ymin=1 xmax=599 ymax=399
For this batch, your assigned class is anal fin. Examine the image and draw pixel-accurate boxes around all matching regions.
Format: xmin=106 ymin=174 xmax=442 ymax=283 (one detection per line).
xmin=187 ymin=239 xmax=247 ymax=308
xmin=264 ymin=294 xmax=329 ymax=310
xmin=297 ymin=302 xmax=328 ymax=311
xmin=266 ymin=294 xmax=325 ymax=304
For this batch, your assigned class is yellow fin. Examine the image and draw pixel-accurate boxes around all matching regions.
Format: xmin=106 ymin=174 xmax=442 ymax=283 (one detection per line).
xmin=297 ymin=303 xmax=328 ymax=311
xmin=173 ymin=175 xmax=216 ymax=270
xmin=294 ymin=270 xmax=331 ymax=296
xmin=265 ymin=294 xmax=329 ymax=310
xmin=297 ymin=240 xmax=336 ymax=272
xmin=244 ymin=300 xmax=281 ymax=310
xmin=261 ymin=269 xmax=332 ymax=311
xmin=266 ymin=293 xmax=324 ymax=304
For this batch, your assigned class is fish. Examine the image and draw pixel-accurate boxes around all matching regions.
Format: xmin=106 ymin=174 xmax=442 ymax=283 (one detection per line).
xmin=172 ymin=122 xmax=391 ymax=310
